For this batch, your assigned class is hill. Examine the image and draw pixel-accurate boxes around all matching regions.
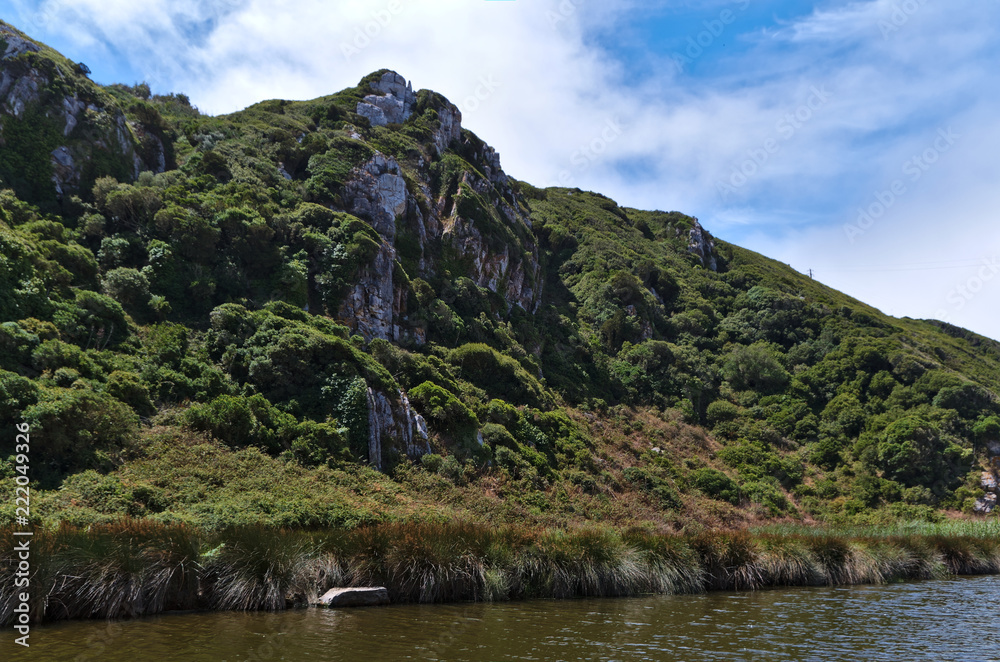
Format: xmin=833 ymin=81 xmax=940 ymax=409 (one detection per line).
xmin=1 ymin=20 xmax=998 ymax=530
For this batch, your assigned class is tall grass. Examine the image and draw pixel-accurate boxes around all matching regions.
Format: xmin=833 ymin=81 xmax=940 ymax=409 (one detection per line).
xmin=3 ymin=519 xmax=999 ymax=626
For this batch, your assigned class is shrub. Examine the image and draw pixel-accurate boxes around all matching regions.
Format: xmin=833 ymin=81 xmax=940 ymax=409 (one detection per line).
xmin=106 ymin=371 xmax=155 ymax=417
xmin=706 ymin=400 xmax=740 ymax=427
xmin=421 ymin=453 xmax=444 ymax=473
xmin=623 ymin=467 xmax=682 ymax=510
xmin=722 ymin=342 xmax=789 ymax=393
xmin=22 ymin=388 xmax=140 ymax=484
xmin=183 ymin=394 xmax=292 ymax=453
xmin=409 ymin=381 xmax=479 ymax=441
xmin=447 ymin=344 xmax=549 ymax=408
xmin=690 ymin=468 xmax=739 ymax=504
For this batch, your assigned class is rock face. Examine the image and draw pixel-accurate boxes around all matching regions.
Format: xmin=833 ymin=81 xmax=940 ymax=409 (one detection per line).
xmin=335 ymin=74 xmax=543 ymax=468
xmin=357 ymin=72 xmax=416 ymax=127
xmin=314 ymin=587 xmax=389 ymax=608
xmin=976 ymin=443 xmax=1000 ymax=513
xmin=337 ymin=73 xmax=542 ymax=345
xmin=340 ymin=154 xmax=408 ymax=341
xmin=688 ymin=219 xmax=718 ymax=271
xmin=366 ymin=387 xmax=430 ymax=470
xmin=0 ymin=22 xmax=165 ymax=203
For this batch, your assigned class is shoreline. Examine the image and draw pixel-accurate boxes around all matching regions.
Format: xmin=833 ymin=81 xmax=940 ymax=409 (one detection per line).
xmin=3 ymin=520 xmax=999 ymax=627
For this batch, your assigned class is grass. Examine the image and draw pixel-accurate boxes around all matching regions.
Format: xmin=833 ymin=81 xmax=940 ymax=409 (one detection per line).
xmin=3 ymin=518 xmax=999 ymax=626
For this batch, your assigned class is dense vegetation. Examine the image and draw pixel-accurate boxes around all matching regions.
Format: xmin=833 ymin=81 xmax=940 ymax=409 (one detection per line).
xmin=1 ymin=20 xmax=999 ymax=537
xmin=4 ymin=519 xmax=1000 ymax=625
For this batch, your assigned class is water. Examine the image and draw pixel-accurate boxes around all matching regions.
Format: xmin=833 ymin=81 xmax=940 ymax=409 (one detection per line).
xmin=6 ymin=576 xmax=998 ymax=662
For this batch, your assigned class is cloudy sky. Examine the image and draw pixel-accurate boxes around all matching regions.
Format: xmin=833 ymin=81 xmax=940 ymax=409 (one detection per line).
xmin=4 ymin=0 xmax=999 ymax=340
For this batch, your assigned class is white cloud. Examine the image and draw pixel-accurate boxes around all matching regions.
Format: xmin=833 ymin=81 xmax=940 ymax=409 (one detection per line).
xmin=9 ymin=0 xmax=1000 ymax=338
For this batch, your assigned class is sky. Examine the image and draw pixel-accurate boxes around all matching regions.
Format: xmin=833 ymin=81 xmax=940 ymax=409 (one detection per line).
xmin=3 ymin=0 xmax=999 ymax=340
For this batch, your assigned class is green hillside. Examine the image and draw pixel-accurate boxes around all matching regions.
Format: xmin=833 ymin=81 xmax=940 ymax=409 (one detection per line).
xmin=1 ymin=20 xmax=998 ymax=531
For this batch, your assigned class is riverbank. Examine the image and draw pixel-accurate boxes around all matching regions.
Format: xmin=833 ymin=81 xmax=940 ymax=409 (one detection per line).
xmin=3 ymin=519 xmax=999 ymax=626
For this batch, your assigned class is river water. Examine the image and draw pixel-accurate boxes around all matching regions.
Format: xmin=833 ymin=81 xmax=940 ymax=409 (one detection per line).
xmin=6 ymin=576 xmax=998 ymax=661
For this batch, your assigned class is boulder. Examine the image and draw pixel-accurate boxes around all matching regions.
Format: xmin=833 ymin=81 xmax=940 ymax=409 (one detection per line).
xmin=314 ymin=587 xmax=389 ymax=608
xmin=973 ymin=493 xmax=997 ymax=514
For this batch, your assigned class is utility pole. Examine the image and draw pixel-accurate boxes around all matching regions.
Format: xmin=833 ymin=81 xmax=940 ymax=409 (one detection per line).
xmin=808 ymin=269 xmax=813 ymax=279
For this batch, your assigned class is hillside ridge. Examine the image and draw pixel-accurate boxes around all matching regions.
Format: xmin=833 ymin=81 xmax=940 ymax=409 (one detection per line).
xmin=1 ymin=22 xmax=998 ymax=529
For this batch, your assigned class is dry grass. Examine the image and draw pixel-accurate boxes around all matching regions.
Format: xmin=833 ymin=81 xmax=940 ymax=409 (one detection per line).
xmin=2 ymin=519 xmax=998 ymax=626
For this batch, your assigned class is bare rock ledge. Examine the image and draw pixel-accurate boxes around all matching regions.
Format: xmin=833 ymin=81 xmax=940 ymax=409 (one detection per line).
xmin=314 ymin=587 xmax=390 ymax=608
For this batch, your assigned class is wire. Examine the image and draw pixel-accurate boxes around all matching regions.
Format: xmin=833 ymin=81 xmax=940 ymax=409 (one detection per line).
xmin=808 ymin=258 xmax=997 ymax=274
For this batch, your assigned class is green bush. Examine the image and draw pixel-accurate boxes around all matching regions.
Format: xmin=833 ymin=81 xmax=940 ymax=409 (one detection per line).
xmin=448 ymin=343 xmax=549 ymax=408
xmin=106 ymin=370 xmax=155 ymax=417
xmin=184 ymin=394 xmax=292 ymax=453
xmin=623 ymin=467 xmax=682 ymax=510
xmin=722 ymin=342 xmax=790 ymax=394
xmin=409 ymin=381 xmax=479 ymax=441
xmin=421 ymin=453 xmax=444 ymax=473
xmin=690 ymin=467 xmax=739 ymax=504
xmin=0 ymin=370 xmax=39 ymax=426
xmin=22 ymin=387 xmax=140 ymax=484
xmin=706 ymin=400 xmax=740 ymax=427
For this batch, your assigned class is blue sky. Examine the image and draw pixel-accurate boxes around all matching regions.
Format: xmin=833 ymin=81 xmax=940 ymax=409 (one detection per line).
xmin=3 ymin=0 xmax=999 ymax=340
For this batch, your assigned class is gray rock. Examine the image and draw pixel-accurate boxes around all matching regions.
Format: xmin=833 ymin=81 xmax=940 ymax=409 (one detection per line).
xmin=0 ymin=26 xmax=41 ymax=60
xmin=366 ymin=387 xmax=431 ymax=470
xmin=62 ymin=96 xmax=85 ymax=136
xmin=356 ymin=71 xmax=416 ymax=127
xmin=431 ymin=103 xmax=462 ymax=155
xmin=973 ymin=493 xmax=997 ymax=514
xmin=688 ymin=219 xmax=718 ymax=271
xmin=314 ymin=587 xmax=389 ymax=608
xmin=50 ymin=146 xmax=77 ymax=196
xmin=8 ymin=74 xmax=40 ymax=117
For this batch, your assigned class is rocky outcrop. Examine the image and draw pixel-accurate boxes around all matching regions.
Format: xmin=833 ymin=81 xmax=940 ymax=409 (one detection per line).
xmin=688 ymin=218 xmax=718 ymax=271
xmin=444 ymin=212 xmax=539 ymax=312
xmin=336 ymin=72 xmax=542 ymax=348
xmin=314 ymin=587 xmax=389 ymax=608
xmin=441 ymin=166 xmax=541 ymax=312
xmin=432 ymin=103 xmax=462 ymax=156
xmin=366 ymin=387 xmax=430 ymax=470
xmin=0 ymin=25 xmax=41 ymax=60
xmin=339 ymin=154 xmax=409 ymax=341
xmin=357 ymin=72 xmax=416 ymax=127
xmin=975 ymin=444 xmax=1000 ymax=514
xmin=0 ymin=22 xmax=165 ymax=201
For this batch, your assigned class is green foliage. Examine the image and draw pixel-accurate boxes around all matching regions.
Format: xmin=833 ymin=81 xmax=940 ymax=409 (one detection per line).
xmin=623 ymin=466 xmax=682 ymax=510
xmin=20 ymin=387 xmax=139 ymax=485
xmin=409 ymin=381 xmax=479 ymax=442
xmin=305 ymin=137 xmax=375 ymax=200
xmin=0 ymin=45 xmax=997 ymax=530
xmin=448 ymin=343 xmax=549 ymax=408
xmin=690 ymin=467 xmax=740 ymax=504
xmin=106 ymin=370 xmax=155 ymax=417
xmin=184 ymin=394 xmax=291 ymax=453
xmin=722 ymin=342 xmax=790 ymax=393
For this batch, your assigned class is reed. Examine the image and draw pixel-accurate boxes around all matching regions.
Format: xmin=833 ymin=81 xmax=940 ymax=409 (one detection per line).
xmin=2 ymin=518 xmax=999 ymax=627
